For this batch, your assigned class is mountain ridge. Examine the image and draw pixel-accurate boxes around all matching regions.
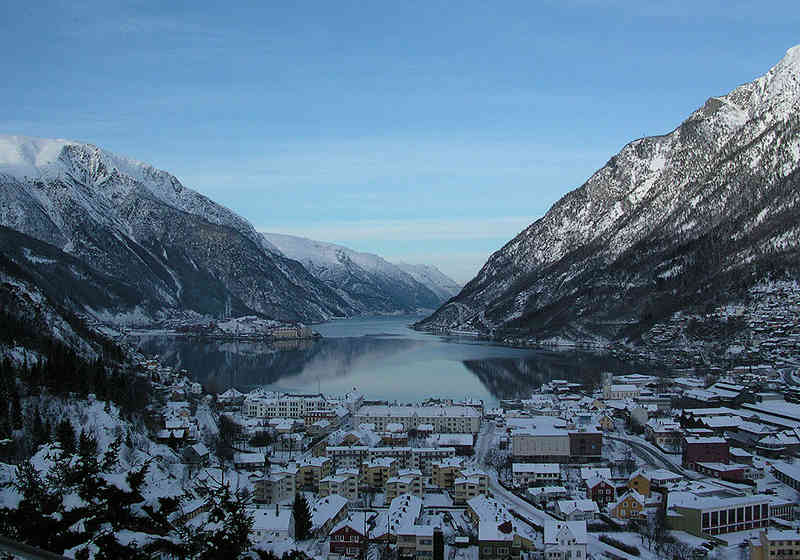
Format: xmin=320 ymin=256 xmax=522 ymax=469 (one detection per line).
xmin=417 ymin=45 xmax=800 ymax=364
xmin=262 ymin=232 xmax=460 ymax=313
xmin=0 ymin=136 xmax=357 ymax=324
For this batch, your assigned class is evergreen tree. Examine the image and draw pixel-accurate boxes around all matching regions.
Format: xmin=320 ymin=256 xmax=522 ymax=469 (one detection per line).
xmin=292 ymin=493 xmax=312 ymax=541
xmin=55 ymin=419 xmax=76 ymax=455
xmin=101 ymin=435 xmax=122 ymax=472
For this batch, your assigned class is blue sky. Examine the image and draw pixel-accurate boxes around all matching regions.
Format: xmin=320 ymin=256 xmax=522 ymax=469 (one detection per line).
xmin=2 ymin=1 xmax=798 ymax=283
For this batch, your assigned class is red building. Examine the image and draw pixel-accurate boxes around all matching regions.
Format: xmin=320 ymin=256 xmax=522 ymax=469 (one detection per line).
xmin=329 ymin=522 xmax=366 ymax=558
xmin=682 ymin=437 xmax=729 ymax=469
xmin=694 ymin=462 xmax=747 ymax=482
xmin=585 ymin=477 xmax=616 ymax=507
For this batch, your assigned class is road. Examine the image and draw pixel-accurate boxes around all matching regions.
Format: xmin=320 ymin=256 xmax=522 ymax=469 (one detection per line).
xmin=605 ymin=434 xmax=698 ymax=478
xmin=475 ymin=420 xmax=646 ymax=560
xmin=486 ymin=471 xmax=642 ymax=560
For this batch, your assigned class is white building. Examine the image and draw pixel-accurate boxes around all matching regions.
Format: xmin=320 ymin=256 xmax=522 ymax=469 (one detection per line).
xmin=512 ymin=463 xmax=561 ymax=487
xmin=354 ymin=405 xmax=481 ymax=434
xmin=251 ymin=507 xmax=294 ymax=542
xmin=543 ymin=520 xmax=588 ymax=560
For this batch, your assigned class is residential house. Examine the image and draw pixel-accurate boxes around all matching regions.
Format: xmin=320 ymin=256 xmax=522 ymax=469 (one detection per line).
xmin=609 ymin=490 xmax=645 ymax=520
xmin=543 ymin=520 xmax=588 ymax=560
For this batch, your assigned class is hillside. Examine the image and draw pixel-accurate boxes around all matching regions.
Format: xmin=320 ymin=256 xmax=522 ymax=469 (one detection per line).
xmin=418 ymin=46 xmax=800 ymax=365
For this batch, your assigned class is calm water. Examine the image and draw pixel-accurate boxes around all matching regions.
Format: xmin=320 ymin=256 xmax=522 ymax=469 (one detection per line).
xmin=132 ymin=315 xmax=655 ymax=406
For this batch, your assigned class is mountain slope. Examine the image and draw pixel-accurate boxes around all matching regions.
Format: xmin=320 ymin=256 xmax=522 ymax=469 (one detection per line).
xmin=0 ymin=137 xmax=357 ymax=324
xmin=262 ymin=232 xmax=451 ymax=313
xmin=418 ymin=46 xmax=800 ymax=358
xmin=393 ymin=262 xmax=461 ymax=302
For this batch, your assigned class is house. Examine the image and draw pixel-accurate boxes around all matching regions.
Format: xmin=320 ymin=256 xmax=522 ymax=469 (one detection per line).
xmin=645 ymin=418 xmax=683 ymax=449
xmin=585 ymin=476 xmax=615 ymax=507
xmin=329 ymin=519 xmax=368 ymax=557
xmin=311 ymin=494 xmax=349 ymax=536
xmin=251 ymin=506 xmax=294 ymax=543
xmin=254 ymin=464 xmax=297 ymax=505
xmin=512 ymin=463 xmax=561 ymax=488
xmin=182 ymin=442 xmax=210 ymax=467
xmin=555 ymin=500 xmax=599 ymax=521
xmin=396 ymin=525 xmax=444 ymax=560
xmin=233 ymin=452 xmax=266 ymax=471
xmin=543 ymin=520 xmax=588 ymax=560
xmin=627 ymin=470 xmax=651 ymax=498
xmin=527 ymin=486 xmax=568 ymax=505
xmin=609 ymin=490 xmax=645 ymax=520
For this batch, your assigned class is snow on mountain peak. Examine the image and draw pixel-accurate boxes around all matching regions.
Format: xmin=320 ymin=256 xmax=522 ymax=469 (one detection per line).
xmin=0 ymin=135 xmax=77 ymax=179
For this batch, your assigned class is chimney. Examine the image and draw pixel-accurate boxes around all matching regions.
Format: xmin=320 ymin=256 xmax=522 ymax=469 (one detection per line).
xmin=276 ymin=503 xmax=279 ymax=516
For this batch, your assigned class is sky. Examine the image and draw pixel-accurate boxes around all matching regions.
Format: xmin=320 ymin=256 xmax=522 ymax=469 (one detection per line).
xmin=1 ymin=2 xmax=798 ymax=283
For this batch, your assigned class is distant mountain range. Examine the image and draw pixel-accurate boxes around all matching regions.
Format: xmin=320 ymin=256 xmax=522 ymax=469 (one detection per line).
xmin=262 ymin=233 xmax=460 ymax=314
xmin=419 ymin=46 xmax=800 ymax=364
xmin=0 ymin=136 xmax=457 ymax=331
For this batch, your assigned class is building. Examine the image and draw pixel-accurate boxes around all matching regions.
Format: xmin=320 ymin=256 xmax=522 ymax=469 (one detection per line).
xmin=512 ymin=463 xmax=561 ymax=488
xmin=319 ymin=469 xmax=359 ymax=502
xmin=254 ymin=463 xmax=298 ymax=505
xmin=666 ymin=492 xmax=771 ymax=537
xmin=466 ymin=496 xmax=528 ymax=560
xmin=297 ymin=457 xmax=332 ymax=491
xmin=555 ymin=500 xmax=600 ymax=521
xmin=585 ymin=476 xmax=616 ymax=507
xmin=396 ymin=525 xmax=443 ymax=560
xmin=329 ymin=518 xmax=368 ymax=558
xmin=603 ymin=384 xmax=640 ymax=400
xmin=609 ymin=491 xmax=645 ymax=520
xmin=627 ymin=471 xmax=651 ymax=498
xmin=682 ymin=437 xmax=729 ymax=469
xmin=750 ymin=530 xmax=800 ymax=560
xmin=251 ymin=507 xmax=294 ymax=543
xmin=568 ymin=431 xmax=602 ymax=461
xmin=772 ymin=461 xmax=800 ymax=491
xmin=645 ymin=418 xmax=683 ymax=449
xmin=386 ymin=469 xmax=424 ymax=500
xmin=453 ymin=467 xmax=489 ymax=505
xmin=527 ymin=486 xmax=569 ymax=505
xmin=354 ymin=405 xmax=481 ymax=434
xmin=512 ymin=428 xmax=570 ymax=462
xmin=362 ymin=457 xmax=399 ymax=489
xmin=431 ymin=457 xmax=465 ymax=489
xmin=543 ymin=520 xmax=588 ymax=560
xmin=426 ymin=433 xmax=475 ymax=455
xmin=310 ymin=494 xmax=349 ymax=537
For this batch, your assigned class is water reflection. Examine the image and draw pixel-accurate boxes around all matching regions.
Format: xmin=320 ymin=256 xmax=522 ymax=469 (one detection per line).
xmin=133 ymin=317 xmax=654 ymax=405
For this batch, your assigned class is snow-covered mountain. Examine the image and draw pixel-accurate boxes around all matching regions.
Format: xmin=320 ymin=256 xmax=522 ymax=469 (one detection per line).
xmin=418 ymin=46 xmax=800 ymax=358
xmin=262 ymin=233 xmax=456 ymax=313
xmin=393 ymin=262 xmax=461 ymax=301
xmin=0 ymin=136 xmax=357 ymax=324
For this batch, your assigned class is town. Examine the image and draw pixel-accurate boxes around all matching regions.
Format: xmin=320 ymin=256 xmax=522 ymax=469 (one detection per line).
xmin=141 ymin=357 xmax=800 ymax=560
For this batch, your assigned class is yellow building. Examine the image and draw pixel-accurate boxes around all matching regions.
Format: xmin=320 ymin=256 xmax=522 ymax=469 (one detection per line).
xmin=432 ymin=457 xmax=465 ymax=489
xmin=361 ymin=457 xmax=399 ymax=489
xmin=297 ymin=457 xmax=332 ymax=492
xmin=750 ymin=530 xmax=800 ymax=560
xmin=610 ymin=490 xmax=645 ymax=520
xmin=628 ymin=471 xmax=651 ymax=498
